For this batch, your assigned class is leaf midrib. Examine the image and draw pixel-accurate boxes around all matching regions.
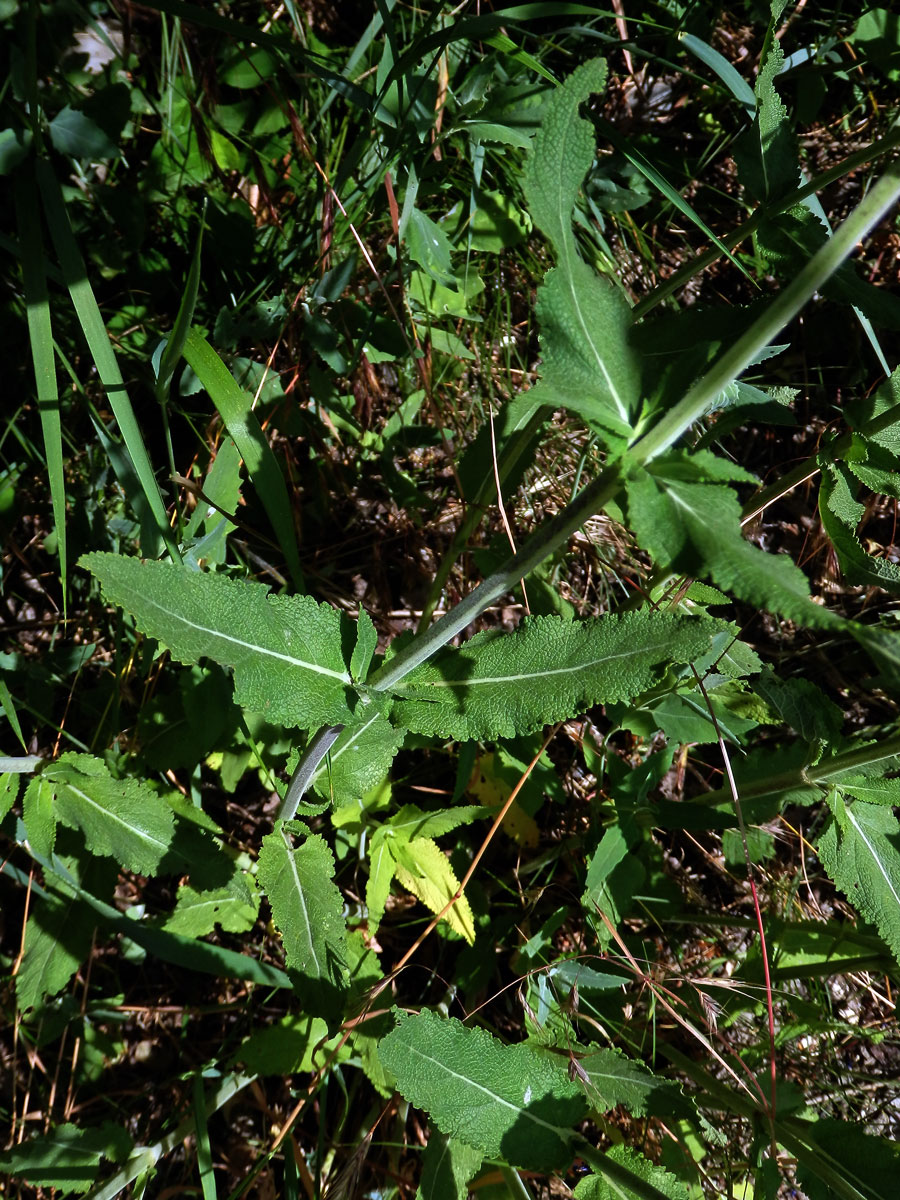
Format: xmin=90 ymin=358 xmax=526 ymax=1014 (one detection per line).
xmin=398 ymin=1039 xmax=573 ymax=1141
xmin=394 ymin=636 xmax=674 ymax=691
xmin=123 ymin=589 xmax=352 ymax=684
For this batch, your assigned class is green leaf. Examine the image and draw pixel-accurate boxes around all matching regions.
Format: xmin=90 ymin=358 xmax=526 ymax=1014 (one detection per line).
xmin=751 ymin=669 xmax=843 ymax=742
xmin=367 ymin=827 xmax=398 ymax=935
xmin=182 ymin=329 xmax=304 ymax=589
xmin=625 ymin=473 xmax=843 ymax=629
xmin=23 ymin=773 xmax=57 ymax=858
xmin=522 ymin=56 xmax=640 ymax=436
xmin=377 ymin=1009 xmax=586 ymax=1171
xmin=232 ymin=1014 xmax=331 ymax=1075
xmin=0 ymin=771 xmax=19 ymax=820
xmin=0 ymin=1122 xmax=133 ymax=1194
xmin=257 ymin=825 xmax=350 ymax=1014
xmin=49 ymin=106 xmax=119 ymax=159
xmin=417 ymin=1130 xmax=483 ymax=1200
xmin=36 ymin=753 xmax=174 ymax=875
xmin=819 ymin=462 xmax=900 ymax=593
xmin=351 ymin=608 xmax=378 ymax=684
xmin=406 ymin=209 xmax=456 ymax=287
xmin=82 ymin=554 xmax=356 ymax=729
xmin=17 ymin=894 xmax=97 ymax=1014
xmin=163 ymin=878 xmax=259 ymax=938
xmin=527 ymin=260 xmax=640 ymax=438
xmin=795 ymin=1117 xmax=900 ymax=1200
xmin=523 ymin=56 xmax=607 ymax=263
xmin=468 ymin=188 xmax=530 ymax=252
xmin=733 ymin=2 xmax=797 ymax=203
xmin=386 ymin=804 xmax=488 ymax=842
xmin=840 ymin=777 xmax=900 ymax=806
xmin=818 ymin=794 xmax=900 ymax=964
xmin=391 ymin=836 xmax=475 ymax=944
xmin=391 ymin=612 xmax=722 ymax=740
xmin=309 ymin=713 xmax=404 ymax=804
xmin=575 ymin=1146 xmax=688 ymax=1200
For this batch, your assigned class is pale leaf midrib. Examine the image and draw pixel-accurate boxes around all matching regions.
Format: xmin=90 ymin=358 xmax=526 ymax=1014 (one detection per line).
xmin=281 ymin=828 xmax=320 ymax=975
xmin=119 ymin=587 xmax=352 ymax=684
xmin=398 ymin=1040 xmax=572 ymax=1140
xmin=395 ymin=637 xmax=675 ymax=691
xmin=846 ymin=808 xmax=900 ymax=911
xmin=63 ymin=781 xmax=170 ymax=859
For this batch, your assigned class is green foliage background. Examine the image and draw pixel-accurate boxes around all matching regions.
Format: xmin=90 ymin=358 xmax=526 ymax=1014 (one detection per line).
xmin=2 ymin=2 xmax=900 ymax=1198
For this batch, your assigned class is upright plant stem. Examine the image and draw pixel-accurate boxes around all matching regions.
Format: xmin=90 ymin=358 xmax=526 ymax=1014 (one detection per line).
xmin=287 ymin=162 xmax=900 ymax=801
xmin=630 ymin=163 xmax=900 ymax=464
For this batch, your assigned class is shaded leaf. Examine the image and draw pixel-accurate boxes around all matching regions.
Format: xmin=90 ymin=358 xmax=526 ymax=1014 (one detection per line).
xmin=164 ymin=877 xmax=259 ymax=937
xmin=0 ymin=1122 xmax=133 ymax=1195
xmin=575 ymin=1145 xmax=688 ymax=1200
xmin=626 ymin=473 xmax=842 ymax=629
xmin=17 ymin=895 xmax=96 ymax=1014
xmin=818 ymin=794 xmax=900 ymax=964
xmin=417 ymin=1130 xmax=483 ymax=1200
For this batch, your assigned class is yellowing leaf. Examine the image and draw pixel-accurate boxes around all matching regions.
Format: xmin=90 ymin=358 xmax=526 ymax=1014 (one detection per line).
xmin=390 ymin=837 xmax=475 ymax=944
xmin=468 ymin=753 xmax=539 ymax=848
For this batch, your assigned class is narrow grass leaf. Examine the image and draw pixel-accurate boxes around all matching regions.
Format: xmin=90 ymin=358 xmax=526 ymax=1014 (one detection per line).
xmin=257 ymin=826 xmax=350 ymax=1015
xmin=391 ymin=612 xmax=723 ymax=740
xmin=0 ymin=679 xmax=27 ymax=751
xmin=15 ymin=171 xmax=67 ymax=609
xmin=156 ymin=207 xmax=205 ymax=399
xmin=182 ymin=329 xmax=303 ymax=589
xmin=596 ymin=118 xmax=752 ymax=284
xmin=678 ymin=32 xmax=756 ymax=113
xmin=36 ymin=160 xmax=177 ymax=560
xmin=378 ymin=1009 xmax=585 ymax=1171
xmin=818 ymin=794 xmax=900 ymax=965
xmin=795 ymin=1117 xmax=900 ymax=1200
xmin=82 ymin=554 xmax=356 ymax=729
xmin=193 ymin=1073 xmax=217 ymax=1200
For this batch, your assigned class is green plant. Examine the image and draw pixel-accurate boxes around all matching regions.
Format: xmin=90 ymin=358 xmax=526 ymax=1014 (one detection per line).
xmin=3 ymin=3 xmax=900 ymax=1199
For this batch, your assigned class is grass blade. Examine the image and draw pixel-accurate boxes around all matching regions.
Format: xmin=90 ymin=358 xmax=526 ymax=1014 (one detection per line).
xmin=35 ymin=159 xmax=179 ymax=561
xmin=182 ymin=328 xmax=304 ymax=590
xmin=15 ymin=169 xmax=67 ymax=610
